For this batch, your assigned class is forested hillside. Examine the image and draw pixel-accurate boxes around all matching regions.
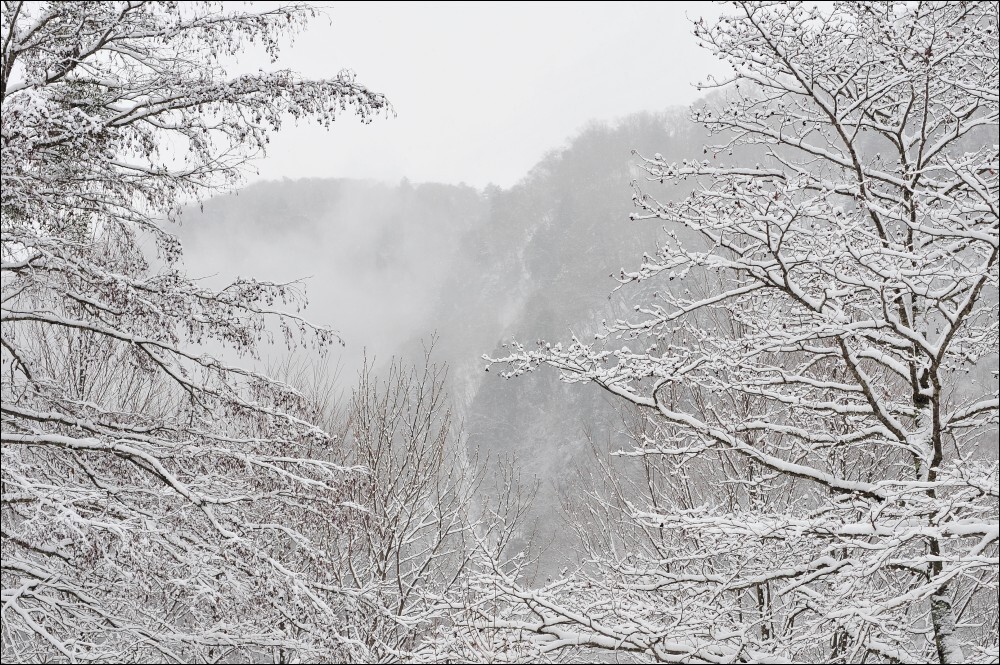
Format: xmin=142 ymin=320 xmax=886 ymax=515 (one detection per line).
xmin=181 ymin=110 xmax=715 ymax=555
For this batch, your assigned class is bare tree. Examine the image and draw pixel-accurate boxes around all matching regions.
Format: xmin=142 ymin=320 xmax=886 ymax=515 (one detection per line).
xmin=331 ymin=348 xmax=533 ymax=662
xmin=267 ymin=345 xmax=536 ymax=663
xmin=1 ymin=2 xmax=388 ymax=661
xmin=488 ymin=2 xmax=998 ymax=662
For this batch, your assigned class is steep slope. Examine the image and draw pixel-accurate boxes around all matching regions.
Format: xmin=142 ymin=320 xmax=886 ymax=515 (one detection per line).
xmin=179 ymin=108 xmax=716 ymax=565
xmin=422 ymin=111 xmax=713 ymax=558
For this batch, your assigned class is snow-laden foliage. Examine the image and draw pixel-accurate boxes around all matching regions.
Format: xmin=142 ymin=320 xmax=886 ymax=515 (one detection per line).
xmin=306 ymin=348 xmax=533 ymax=662
xmin=1 ymin=2 xmax=388 ymax=661
xmin=488 ymin=2 xmax=999 ymax=663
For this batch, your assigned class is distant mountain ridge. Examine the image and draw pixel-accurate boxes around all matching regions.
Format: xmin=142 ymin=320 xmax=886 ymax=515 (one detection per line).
xmin=180 ymin=108 xmax=715 ymax=560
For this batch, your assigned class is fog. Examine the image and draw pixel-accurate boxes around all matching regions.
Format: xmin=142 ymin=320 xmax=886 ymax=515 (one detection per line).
xmin=177 ymin=3 xmax=826 ymax=550
xmin=180 ymin=107 xmax=713 ymax=564
xmin=181 ymin=3 xmax=730 ymax=480
xmin=232 ymin=1 xmax=725 ymax=188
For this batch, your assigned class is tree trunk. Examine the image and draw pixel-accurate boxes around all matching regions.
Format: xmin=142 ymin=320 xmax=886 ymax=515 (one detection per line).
xmin=930 ymin=585 xmax=965 ymax=664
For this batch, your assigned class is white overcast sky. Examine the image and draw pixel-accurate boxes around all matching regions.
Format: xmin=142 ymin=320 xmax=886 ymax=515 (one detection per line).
xmin=247 ymin=1 xmax=726 ymax=188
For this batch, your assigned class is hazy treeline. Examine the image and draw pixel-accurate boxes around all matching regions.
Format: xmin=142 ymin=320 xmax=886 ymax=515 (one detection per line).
xmin=182 ymin=111 xmax=712 ymax=548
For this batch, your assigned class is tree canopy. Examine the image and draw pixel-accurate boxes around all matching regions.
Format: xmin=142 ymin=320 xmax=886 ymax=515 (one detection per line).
xmin=489 ymin=2 xmax=998 ymax=662
xmin=1 ymin=2 xmax=388 ymax=660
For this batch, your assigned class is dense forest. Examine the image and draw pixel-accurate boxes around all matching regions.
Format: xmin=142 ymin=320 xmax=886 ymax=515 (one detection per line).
xmin=3 ymin=2 xmax=997 ymax=663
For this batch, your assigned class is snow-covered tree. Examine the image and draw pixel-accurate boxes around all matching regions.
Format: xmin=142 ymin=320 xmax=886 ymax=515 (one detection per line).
xmin=1 ymin=2 xmax=388 ymax=661
xmin=263 ymin=346 xmax=537 ymax=663
xmin=328 ymin=349 xmax=533 ymax=661
xmin=488 ymin=2 xmax=998 ymax=662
